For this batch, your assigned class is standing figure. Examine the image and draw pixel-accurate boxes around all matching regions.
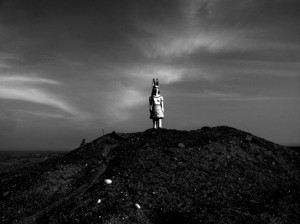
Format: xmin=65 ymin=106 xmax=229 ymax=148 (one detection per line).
xmin=149 ymin=78 xmax=164 ymax=129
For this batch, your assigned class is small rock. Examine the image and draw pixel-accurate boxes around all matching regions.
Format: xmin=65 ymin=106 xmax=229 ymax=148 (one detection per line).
xmin=104 ymin=179 xmax=112 ymax=184
xmin=178 ymin=143 xmax=185 ymax=149
xmin=143 ymin=143 xmax=149 ymax=148
xmin=245 ymin=135 xmax=252 ymax=142
xmin=135 ymin=203 xmax=141 ymax=209
xmin=3 ymin=191 xmax=9 ymax=197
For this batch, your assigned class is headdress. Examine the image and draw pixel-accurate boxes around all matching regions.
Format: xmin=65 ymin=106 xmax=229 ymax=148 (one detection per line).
xmin=152 ymin=78 xmax=159 ymax=88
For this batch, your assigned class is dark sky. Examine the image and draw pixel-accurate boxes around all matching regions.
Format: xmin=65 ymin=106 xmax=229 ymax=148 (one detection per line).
xmin=1 ymin=0 xmax=300 ymax=151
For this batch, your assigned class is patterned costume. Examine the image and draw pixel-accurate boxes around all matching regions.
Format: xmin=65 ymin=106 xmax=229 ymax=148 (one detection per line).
xmin=149 ymin=95 xmax=164 ymax=119
xmin=149 ymin=78 xmax=164 ymax=129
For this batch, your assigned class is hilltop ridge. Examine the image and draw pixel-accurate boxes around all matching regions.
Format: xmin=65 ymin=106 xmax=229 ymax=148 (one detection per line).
xmin=0 ymin=126 xmax=299 ymax=224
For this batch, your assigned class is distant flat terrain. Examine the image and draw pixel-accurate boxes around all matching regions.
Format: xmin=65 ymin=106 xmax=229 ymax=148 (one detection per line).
xmin=0 ymin=151 xmax=65 ymax=175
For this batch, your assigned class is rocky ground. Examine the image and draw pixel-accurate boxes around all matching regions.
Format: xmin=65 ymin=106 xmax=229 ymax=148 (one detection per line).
xmin=0 ymin=126 xmax=299 ymax=224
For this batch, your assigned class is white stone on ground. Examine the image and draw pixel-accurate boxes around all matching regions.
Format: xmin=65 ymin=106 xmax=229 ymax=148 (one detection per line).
xmin=104 ymin=179 xmax=112 ymax=184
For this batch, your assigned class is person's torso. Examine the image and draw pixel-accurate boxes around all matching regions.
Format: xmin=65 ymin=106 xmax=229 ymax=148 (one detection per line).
xmin=151 ymin=96 xmax=162 ymax=105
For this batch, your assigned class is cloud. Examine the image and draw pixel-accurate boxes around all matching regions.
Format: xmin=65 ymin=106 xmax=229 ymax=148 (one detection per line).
xmin=101 ymin=84 xmax=147 ymax=122
xmin=186 ymin=90 xmax=297 ymax=101
xmin=0 ymin=74 xmax=82 ymax=117
xmin=138 ymin=21 xmax=245 ymax=59
xmin=22 ymin=111 xmax=69 ymax=119
xmin=0 ymin=87 xmax=76 ymax=114
xmin=0 ymin=75 xmax=61 ymax=85
xmin=240 ymin=96 xmax=297 ymax=101
xmin=128 ymin=65 xmax=187 ymax=84
xmin=185 ymin=90 xmax=239 ymax=99
xmin=146 ymin=27 xmax=298 ymax=60
xmin=146 ymin=34 xmax=214 ymax=58
xmin=136 ymin=0 xmax=300 ymax=63
xmin=125 ymin=62 xmax=217 ymax=89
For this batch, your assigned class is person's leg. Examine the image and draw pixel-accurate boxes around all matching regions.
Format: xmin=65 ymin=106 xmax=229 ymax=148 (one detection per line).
xmin=158 ymin=119 xmax=162 ymax=128
xmin=153 ymin=119 xmax=157 ymax=129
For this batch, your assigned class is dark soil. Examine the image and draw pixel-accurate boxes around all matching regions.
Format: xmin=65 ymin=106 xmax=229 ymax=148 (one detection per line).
xmin=0 ymin=126 xmax=299 ymax=224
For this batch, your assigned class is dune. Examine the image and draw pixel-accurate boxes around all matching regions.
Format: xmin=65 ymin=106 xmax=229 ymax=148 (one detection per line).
xmin=1 ymin=126 xmax=299 ymax=224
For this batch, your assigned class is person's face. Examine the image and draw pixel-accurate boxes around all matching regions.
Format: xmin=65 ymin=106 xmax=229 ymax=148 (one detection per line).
xmin=154 ymin=87 xmax=159 ymax=94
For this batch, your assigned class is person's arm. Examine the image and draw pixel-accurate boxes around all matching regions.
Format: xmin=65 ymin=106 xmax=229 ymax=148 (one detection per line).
xmin=149 ymin=97 xmax=152 ymax=112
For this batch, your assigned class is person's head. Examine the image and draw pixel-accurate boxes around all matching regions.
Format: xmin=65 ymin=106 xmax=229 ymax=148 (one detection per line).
xmin=152 ymin=78 xmax=160 ymax=95
xmin=152 ymin=86 xmax=160 ymax=95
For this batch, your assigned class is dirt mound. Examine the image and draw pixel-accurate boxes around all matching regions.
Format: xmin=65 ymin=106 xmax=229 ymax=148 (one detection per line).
xmin=1 ymin=127 xmax=299 ymax=224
